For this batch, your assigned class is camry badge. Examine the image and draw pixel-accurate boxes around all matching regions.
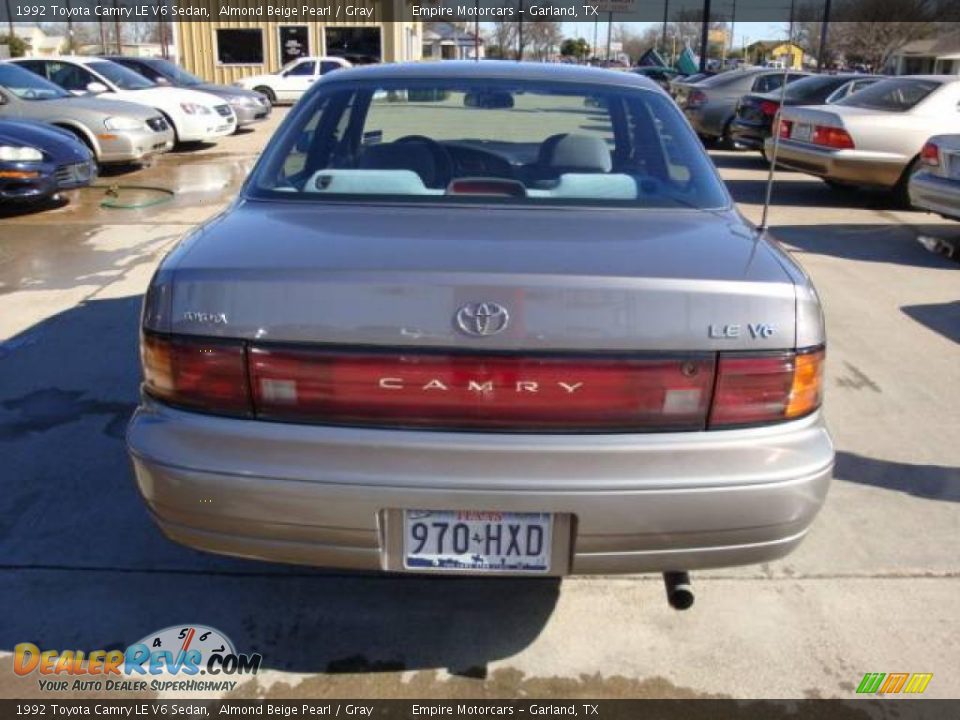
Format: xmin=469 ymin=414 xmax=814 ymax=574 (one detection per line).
xmin=455 ymin=302 xmax=510 ymax=337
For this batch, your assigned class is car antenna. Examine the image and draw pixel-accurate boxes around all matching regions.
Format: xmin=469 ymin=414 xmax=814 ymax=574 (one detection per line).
xmin=759 ymin=0 xmax=797 ymax=232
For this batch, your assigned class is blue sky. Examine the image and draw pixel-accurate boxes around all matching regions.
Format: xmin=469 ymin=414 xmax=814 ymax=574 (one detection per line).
xmin=563 ymin=21 xmax=789 ymax=47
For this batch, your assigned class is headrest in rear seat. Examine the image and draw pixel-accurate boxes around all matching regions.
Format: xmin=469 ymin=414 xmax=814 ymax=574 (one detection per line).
xmin=540 ymin=134 xmax=612 ymax=173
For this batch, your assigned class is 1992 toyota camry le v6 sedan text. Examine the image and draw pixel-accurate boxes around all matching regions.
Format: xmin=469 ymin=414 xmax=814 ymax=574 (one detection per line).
xmin=127 ymin=63 xmax=833 ymax=602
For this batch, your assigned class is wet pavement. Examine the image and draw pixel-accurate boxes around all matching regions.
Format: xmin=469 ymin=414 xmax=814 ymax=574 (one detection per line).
xmin=0 ymin=114 xmax=958 ymax=699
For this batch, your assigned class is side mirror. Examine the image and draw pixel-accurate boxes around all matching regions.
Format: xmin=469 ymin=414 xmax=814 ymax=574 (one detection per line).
xmin=86 ymin=82 xmax=108 ymax=94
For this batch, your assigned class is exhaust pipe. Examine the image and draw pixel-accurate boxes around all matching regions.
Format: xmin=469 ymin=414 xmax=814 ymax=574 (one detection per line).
xmin=663 ymin=571 xmax=694 ymax=610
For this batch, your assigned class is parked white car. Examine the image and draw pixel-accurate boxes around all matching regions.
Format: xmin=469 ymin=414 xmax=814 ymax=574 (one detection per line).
xmin=233 ymin=56 xmax=351 ymax=105
xmin=11 ymin=56 xmax=236 ymax=144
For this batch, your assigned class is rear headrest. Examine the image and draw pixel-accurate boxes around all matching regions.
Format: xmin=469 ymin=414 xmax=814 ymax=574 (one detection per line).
xmin=540 ymin=134 xmax=612 ymax=173
xmin=358 ymin=142 xmax=438 ymax=187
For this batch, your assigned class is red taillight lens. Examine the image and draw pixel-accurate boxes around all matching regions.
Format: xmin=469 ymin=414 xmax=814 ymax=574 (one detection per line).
xmin=686 ymin=90 xmax=707 ymax=108
xmin=248 ymin=348 xmax=716 ymax=431
xmin=710 ymin=349 xmax=824 ymax=428
xmin=812 ymin=126 xmax=854 ymax=149
xmin=920 ymin=141 xmax=940 ymax=167
xmin=759 ymin=100 xmax=780 ymax=116
xmin=142 ymin=334 xmax=251 ymax=415
xmin=777 ymin=118 xmax=792 ymax=139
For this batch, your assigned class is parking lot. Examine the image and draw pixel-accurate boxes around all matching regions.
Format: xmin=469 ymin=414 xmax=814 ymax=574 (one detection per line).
xmin=1 ymin=108 xmax=958 ymax=699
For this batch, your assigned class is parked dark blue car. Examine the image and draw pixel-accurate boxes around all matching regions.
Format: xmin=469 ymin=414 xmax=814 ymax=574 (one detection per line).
xmin=0 ymin=120 xmax=96 ymax=203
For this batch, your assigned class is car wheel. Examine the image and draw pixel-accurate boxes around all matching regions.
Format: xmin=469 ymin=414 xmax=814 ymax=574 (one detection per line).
xmin=158 ymin=111 xmax=180 ymax=146
xmin=254 ymin=86 xmax=276 ymax=106
xmin=892 ymin=156 xmax=922 ymax=210
xmin=719 ymin=120 xmax=738 ymax=151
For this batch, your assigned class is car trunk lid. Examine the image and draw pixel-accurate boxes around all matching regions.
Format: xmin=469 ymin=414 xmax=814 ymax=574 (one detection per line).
xmin=152 ymin=202 xmax=799 ymax=354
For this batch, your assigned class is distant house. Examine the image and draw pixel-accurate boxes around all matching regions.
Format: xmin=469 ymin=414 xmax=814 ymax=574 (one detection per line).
xmin=745 ymin=41 xmax=809 ymax=70
xmin=422 ymin=22 xmax=483 ymax=61
xmin=889 ymin=36 xmax=960 ymax=75
xmin=1 ymin=26 xmax=64 ymax=57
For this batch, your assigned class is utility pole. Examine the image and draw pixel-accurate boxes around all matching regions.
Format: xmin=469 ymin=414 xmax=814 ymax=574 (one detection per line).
xmin=816 ymin=0 xmax=832 ymax=71
xmin=5 ymin=0 xmax=14 ymax=44
xmin=113 ymin=0 xmax=121 ymax=54
xmin=698 ymin=0 xmax=712 ymax=72
xmin=517 ymin=0 xmax=523 ymax=61
xmin=660 ymin=0 xmax=669 ymax=53
xmin=593 ymin=18 xmax=598 ymax=63
xmin=729 ymin=0 xmax=736 ymax=58
xmin=99 ymin=19 xmax=106 ymax=54
xmin=474 ymin=0 xmax=480 ymax=61
xmin=606 ymin=12 xmax=613 ymax=62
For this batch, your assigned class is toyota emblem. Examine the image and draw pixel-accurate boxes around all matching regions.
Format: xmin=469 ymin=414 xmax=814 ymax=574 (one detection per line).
xmin=455 ymin=302 xmax=510 ymax=337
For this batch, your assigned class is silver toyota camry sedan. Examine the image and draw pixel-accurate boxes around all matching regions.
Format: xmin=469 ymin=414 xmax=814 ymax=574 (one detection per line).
xmin=127 ymin=62 xmax=833 ymax=600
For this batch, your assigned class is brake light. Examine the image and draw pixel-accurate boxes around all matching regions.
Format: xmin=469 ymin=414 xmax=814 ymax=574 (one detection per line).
xmin=920 ymin=141 xmax=940 ymax=167
xmin=710 ymin=348 xmax=824 ymax=428
xmin=248 ymin=348 xmax=715 ymax=431
xmin=777 ymin=118 xmax=792 ymax=139
xmin=759 ymin=100 xmax=780 ymax=116
xmin=142 ymin=334 xmax=250 ymax=415
xmin=686 ymin=89 xmax=708 ymax=108
xmin=140 ymin=336 xmax=824 ymax=431
xmin=812 ymin=126 xmax=854 ymax=149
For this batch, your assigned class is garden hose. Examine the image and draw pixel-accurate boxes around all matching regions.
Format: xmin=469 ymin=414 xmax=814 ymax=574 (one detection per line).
xmin=82 ymin=183 xmax=175 ymax=209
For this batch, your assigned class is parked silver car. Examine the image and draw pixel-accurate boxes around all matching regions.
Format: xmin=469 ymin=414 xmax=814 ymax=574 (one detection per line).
xmin=682 ymin=67 xmax=809 ymax=147
xmin=769 ymin=76 xmax=960 ymax=202
xmin=104 ymin=56 xmax=271 ymax=129
xmin=127 ymin=63 xmax=832 ymax=595
xmin=909 ymin=135 xmax=960 ymax=221
xmin=0 ymin=62 xmax=173 ymax=164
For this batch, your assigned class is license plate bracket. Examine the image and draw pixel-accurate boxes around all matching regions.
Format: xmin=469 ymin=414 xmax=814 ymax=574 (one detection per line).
xmin=792 ymin=123 xmax=813 ymax=142
xmin=380 ymin=509 xmax=571 ymax=576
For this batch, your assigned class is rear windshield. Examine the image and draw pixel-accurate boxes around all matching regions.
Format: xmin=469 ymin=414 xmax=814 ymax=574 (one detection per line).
xmin=837 ymin=78 xmax=939 ymax=111
xmin=248 ymin=78 xmax=728 ymax=210
xmin=782 ymin=75 xmax=846 ymax=101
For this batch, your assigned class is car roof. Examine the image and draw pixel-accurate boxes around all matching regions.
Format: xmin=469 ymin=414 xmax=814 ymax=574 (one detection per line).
xmin=13 ymin=55 xmax=105 ymax=65
xmin=323 ymin=60 xmax=660 ymax=90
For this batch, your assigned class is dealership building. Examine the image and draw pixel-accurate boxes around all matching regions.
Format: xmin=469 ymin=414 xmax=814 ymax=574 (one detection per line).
xmin=172 ymin=3 xmax=421 ymax=84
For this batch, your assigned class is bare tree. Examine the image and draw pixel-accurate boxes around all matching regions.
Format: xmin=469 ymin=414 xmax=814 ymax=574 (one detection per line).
xmin=527 ymin=19 xmax=563 ymax=61
xmin=614 ymin=23 xmax=661 ymax=63
xmin=488 ymin=20 xmax=517 ymax=59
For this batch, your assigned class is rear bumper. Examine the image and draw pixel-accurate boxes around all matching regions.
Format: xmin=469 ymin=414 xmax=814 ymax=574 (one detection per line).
xmin=909 ymin=171 xmax=960 ymax=221
xmin=765 ymin=138 xmax=907 ymax=188
xmin=127 ymin=400 xmax=834 ymax=575
xmin=730 ymin=120 xmax=769 ymax=150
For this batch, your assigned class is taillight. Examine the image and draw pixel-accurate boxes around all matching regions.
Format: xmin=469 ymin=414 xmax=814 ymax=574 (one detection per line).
xmin=920 ymin=141 xmax=940 ymax=167
xmin=812 ymin=126 xmax=854 ymax=149
xmin=709 ymin=348 xmax=824 ymax=428
xmin=142 ymin=334 xmax=251 ymax=415
xmin=686 ymin=89 xmax=707 ymax=108
xmin=777 ymin=118 xmax=792 ymax=139
xmin=759 ymin=100 xmax=780 ymax=116
xmin=248 ymin=348 xmax=716 ymax=431
xmin=140 ymin=335 xmax=824 ymax=432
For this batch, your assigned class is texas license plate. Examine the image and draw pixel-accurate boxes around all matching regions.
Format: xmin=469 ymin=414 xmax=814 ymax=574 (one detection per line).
xmin=792 ymin=123 xmax=813 ymax=142
xmin=403 ymin=510 xmax=552 ymax=573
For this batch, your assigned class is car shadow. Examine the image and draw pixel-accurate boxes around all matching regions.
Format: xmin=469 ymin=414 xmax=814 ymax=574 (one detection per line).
xmin=901 ymin=301 xmax=960 ymax=345
xmin=724 ymin=177 xmax=898 ymax=209
xmin=0 ymin=296 xmax=560 ymax=674
xmin=834 ymin=452 xmax=960 ymax=503
xmin=0 ymin=195 xmax=68 ymax=219
xmin=772 ymin=223 xmax=960 ymax=270
xmin=708 ymin=150 xmax=772 ymax=171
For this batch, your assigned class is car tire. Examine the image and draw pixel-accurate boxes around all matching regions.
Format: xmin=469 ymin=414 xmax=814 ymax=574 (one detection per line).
xmin=892 ymin=156 xmax=922 ymax=210
xmin=719 ymin=120 xmax=738 ymax=151
xmin=254 ymin=86 xmax=276 ymax=106
xmin=158 ymin=111 xmax=180 ymax=146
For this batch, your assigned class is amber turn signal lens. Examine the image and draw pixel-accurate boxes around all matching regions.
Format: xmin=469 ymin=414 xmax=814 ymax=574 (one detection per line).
xmin=786 ymin=349 xmax=825 ymax=418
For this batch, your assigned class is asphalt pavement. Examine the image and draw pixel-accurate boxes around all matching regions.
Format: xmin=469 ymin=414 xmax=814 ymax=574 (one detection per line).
xmin=0 ymin=111 xmax=958 ymax=700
